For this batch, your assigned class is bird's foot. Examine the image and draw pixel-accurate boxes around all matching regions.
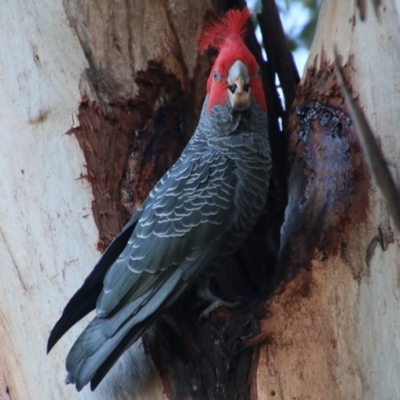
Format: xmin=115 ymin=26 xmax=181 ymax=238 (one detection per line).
xmin=200 ymin=299 xmax=241 ymax=319
xmin=197 ymin=285 xmax=240 ymax=319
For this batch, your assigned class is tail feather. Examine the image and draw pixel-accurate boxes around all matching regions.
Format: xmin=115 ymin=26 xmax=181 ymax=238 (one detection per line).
xmin=65 ymin=268 xmax=187 ymax=391
xmin=90 ymin=314 xmax=159 ymax=390
xmin=90 ymin=276 xmax=192 ymax=390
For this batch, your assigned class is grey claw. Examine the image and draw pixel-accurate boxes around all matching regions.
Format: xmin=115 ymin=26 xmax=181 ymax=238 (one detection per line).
xmin=200 ymin=299 xmax=241 ymax=319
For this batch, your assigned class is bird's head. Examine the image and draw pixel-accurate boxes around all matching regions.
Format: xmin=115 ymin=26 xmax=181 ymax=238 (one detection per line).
xmin=199 ymin=7 xmax=266 ymax=114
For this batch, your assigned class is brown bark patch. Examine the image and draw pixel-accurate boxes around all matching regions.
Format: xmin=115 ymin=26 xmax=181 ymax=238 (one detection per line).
xmin=145 ymin=297 xmax=257 ymax=400
xmin=69 ymin=62 xmax=189 ymax=251
xmin=255 ymin=260 xmax=352 ymax=400
xmin=273 ymin=58 xmax=369 ymax=290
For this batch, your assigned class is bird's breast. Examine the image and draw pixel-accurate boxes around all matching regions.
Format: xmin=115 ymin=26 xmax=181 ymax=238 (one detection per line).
xmin=219 ymin=134 xmax=271 ymax=246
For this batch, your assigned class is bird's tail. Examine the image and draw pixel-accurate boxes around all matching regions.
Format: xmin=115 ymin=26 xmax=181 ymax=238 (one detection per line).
xmin=65 ymin=268 xmax=187 ymax=391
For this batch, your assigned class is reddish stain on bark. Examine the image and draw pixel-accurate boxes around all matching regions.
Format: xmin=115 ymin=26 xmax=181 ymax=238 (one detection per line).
xmin=276 ymin=58 xmax=369 ymax=283
xmin=69 ymin=62 xmax=189 ymax=251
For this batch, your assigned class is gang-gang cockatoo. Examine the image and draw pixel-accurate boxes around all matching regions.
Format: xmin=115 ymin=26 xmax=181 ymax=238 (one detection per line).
xmin=48 ymin=6 xmax=271 ymax=391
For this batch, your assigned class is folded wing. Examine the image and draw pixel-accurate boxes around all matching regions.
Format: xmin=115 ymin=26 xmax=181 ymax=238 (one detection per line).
xmin=51 ymin=149 xmax=237 ymax=390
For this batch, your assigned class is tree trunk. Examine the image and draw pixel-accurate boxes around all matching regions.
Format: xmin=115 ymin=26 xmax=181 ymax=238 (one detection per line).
xmin=1 ymin=0 xmax=399 ymax=399
xmin=253 ymin=1 xmax=400 ymax=399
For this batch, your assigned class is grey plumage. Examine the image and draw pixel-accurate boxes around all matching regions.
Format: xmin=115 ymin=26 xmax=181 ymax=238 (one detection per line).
xmin=48 ymin=4 xmax=274 ymax=385
xmin=48 ymin=95 xmax=270 ymax=391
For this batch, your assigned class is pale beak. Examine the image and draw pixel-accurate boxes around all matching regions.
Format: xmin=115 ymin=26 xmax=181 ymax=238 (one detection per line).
xmin=227 ymin=60 xmax=251 ymax=111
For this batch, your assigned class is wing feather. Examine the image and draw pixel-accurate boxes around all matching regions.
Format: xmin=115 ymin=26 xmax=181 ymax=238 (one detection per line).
xmin=60 ymin=149 xmax=238 ymax=390
xmin=96 ymin=150 xmax=235 ymax=317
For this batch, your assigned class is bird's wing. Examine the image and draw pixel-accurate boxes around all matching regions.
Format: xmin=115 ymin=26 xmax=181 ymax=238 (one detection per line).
xmin=95 ymin=149 xmax=236 ymax=317
xmin=64 ymin=149 xmax=237 ymax=390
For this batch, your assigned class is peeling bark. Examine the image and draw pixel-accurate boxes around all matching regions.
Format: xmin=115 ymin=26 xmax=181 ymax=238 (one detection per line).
xmin=70 ymin=62 xmax=189 ymax=251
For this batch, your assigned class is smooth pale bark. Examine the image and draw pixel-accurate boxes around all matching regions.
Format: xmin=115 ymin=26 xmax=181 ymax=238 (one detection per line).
xmin=254 ymin=1 xmax=400 ymax=399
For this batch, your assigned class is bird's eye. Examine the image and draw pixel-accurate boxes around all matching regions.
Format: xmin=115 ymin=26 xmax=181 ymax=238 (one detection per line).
xmin=243 ymin=84 xmax=250 ymax=92
xmin=213 ymin=71 xmax=222 ymax=80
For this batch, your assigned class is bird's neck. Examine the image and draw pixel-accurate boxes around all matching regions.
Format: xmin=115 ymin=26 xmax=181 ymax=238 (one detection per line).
xmin=195 ymin=96 xmax=268 ymax=139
